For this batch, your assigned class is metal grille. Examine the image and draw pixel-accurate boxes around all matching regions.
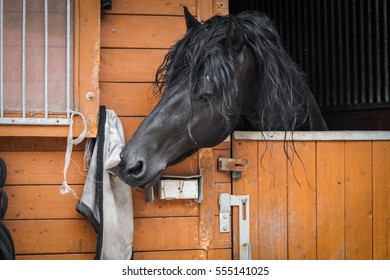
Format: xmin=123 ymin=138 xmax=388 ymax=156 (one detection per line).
xmin=0 ymin=0 xmax=73 ymax=125
xmin=231 ymin=0 xmax=390 ymax=112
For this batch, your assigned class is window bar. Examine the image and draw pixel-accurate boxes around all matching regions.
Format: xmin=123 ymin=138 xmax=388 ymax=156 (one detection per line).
xmin=44 ymin=0 xmax=48 ymax=118
xmin=22 ymin=0 xmax=26 ymax=118
xmin=66 ymin=0 xmax=71 ymax=118
xmin=0 ymin=0 xmax=3 ymax=118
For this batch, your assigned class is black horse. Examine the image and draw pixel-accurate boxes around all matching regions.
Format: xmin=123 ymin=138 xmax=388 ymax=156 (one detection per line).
xmin=119 ymin=8 xmax=327 ymax=189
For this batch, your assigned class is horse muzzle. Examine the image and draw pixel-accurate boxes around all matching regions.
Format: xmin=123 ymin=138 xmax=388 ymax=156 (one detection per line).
xmin=118 ymin=156 xmax=165 ymax=189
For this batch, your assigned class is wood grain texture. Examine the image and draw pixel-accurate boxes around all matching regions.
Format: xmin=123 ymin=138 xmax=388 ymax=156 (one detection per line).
xmin=100 ymin=49 xmax=166 ymax=82
xmin=4 ymin=185 xmax=83 ymax=219
xmin=134 ymin=250 xmax=206 ymax=260
xmin=101 ymin=15 xmax=185 ymax=49
xmin=100 ymin=83 xmax=158 ymax=117
xmin=0 ymin=151 xmax=87 ymax=185
xmin=345 ymin=141 xmax=373 ymax=259
xmin=232 ymin=139 xmax=259 ymax=259
xmin=256 ymin=141 xmax=288 ymax=260
xmin=316 ymin=141 xmax=345 ymax=259
xmin=4 ymin=219 xmax=96 ymax=254
xmin=373 ymin=141 xmax=390 ymax=259
xmin=102 ymin=0 xmax=197 ymax=16
xmin=287 ymin=141 xmax=317 ymax=260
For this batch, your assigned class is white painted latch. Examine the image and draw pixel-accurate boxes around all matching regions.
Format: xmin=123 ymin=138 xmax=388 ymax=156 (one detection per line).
xmin=145 ymin=175 xmax=203 ymax=203
xmin=219 ymin=193 xmax=251 ymax=260
xmin=158 ymin=175 xmax=203 ymax=202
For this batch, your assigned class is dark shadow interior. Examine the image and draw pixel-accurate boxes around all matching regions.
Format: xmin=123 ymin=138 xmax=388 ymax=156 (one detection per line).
xmin=230 ymin=0 xmax=390 ymax=130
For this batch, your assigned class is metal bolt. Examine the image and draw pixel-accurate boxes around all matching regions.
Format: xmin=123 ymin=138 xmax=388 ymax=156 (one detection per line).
xmin=112 ymin=28 xmax=116 ymax=33
xmin=223 ymin=215 xmax=227 ymax=219
xmin=241 ymin=197 xmax=248 ymax=203
xmin=223 ymin=226 xmax=228 ymax=231
xmin=86 ymin=92 xmax=95 ymax=101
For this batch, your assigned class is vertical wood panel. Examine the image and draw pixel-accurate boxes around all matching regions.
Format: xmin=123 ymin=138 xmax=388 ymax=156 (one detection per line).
xmin=232 ymin=139 xmax=259 ymax=259
xmin=317 ymin=141 xmax=345 ymax=259
xmin=287 ymin=141 xmax=317 ymax=259
xmin=198 ymin=148 xmax=216 ymax=250
xmin=257 ymin=141 xmax=288 ymax=259
xmin=373 ymin=141 xmax=390 ymax=259
xmin=345 ymin=141 xmax=373 ymax=259
xmin=77 ymin=0 xmax=100 ymax=137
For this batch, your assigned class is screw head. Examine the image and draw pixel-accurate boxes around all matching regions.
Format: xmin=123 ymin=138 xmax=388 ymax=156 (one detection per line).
xmin=86 ymin=92 xmax=95 ymax=101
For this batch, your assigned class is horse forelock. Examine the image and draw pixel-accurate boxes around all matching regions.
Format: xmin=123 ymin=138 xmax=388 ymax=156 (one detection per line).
xmin=154 ymin=11 xmax=310 ymax=131
xmin=154 ymin=15 xmax=240 ymax=128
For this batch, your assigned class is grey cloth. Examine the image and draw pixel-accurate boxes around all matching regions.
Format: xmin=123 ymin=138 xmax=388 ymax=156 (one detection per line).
xmin=77 ymin=109 xmax=133 ymax=259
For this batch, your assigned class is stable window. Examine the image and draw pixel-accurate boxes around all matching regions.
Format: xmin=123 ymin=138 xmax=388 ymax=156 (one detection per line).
xmin=0 ymin=0 xmax=100 ymax=137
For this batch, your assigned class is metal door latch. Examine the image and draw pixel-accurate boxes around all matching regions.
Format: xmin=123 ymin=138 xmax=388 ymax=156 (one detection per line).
xmin=218 ymin=158 xmax=248 ymax=178
xmin=219 ymin=193 xmax=251 ymax=260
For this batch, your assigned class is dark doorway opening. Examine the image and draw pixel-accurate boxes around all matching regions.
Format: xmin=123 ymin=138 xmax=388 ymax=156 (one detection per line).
xmin=230 ymin=0 xmax=390 ymax=130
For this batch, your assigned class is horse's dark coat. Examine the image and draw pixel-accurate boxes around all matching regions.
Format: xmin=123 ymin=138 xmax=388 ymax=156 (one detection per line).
xmin=119 ymin=8 xmax=328 ymax=189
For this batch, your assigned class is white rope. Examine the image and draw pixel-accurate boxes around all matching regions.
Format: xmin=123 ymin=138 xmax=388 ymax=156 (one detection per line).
xmin=60 ymin=109 xmax=87 ymax=199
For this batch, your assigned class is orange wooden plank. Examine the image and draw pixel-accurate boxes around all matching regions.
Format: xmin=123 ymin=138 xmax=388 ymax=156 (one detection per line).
xmin=0 ymin=124 xmax=75 ymax=138
xmin=0 ymin=151 xmax=87 ymax=185
xmin=213 ymin=0 xmax=229 ymax=15
xmin=316 ymin=141 xmax=345 ymax=259
xmin=133 ymin=217 xmax=200 ymax=251
xmin=100 ymin=49 xmax=166 ymax=82
xmin=256 ymin=141 xmax=288 ymax=260
xmin=4 ymin=219 xmax=96 ymax=254
xmin=4 ymin=185 xmax=83 ymax=220
xmin=103 ymin=0 xmax=197 ymax=16
xmin=373 ymin=141 xmax=390 ymax=259
xmin=345 ymin=141 xmax=373 ymax=259
xmin=287 ymin=141 xmax=317 ymax=260
xmin=198 ymin=148 xmax=216 ymax=250
xmin=100 ymin=83 xmax=158 ymax=117
xmin=0 ymin=137 xmax=85 ymax=151
xmin=232 ymin=138 xmax=259 ymax=259
xmin=134 ymin=250 xmax=206 ymax=260
xmin=207 ymin=249 xmax=232 ymax=260
xmin=76 ymin=0 xmax=100 ymax=137
xmin=101 ymin=15 xmax=185 ymax=49
xmin=16 ymin=253 xmax=95 ymax=260
xmin=197 ymin=0 xmax=213 ymax=20
xmin=120 ymin=117 xmax=143 ymax=141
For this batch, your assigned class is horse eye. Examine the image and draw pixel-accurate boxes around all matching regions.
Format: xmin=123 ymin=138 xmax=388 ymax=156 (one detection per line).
xmin=199 ymin=92 xmax=213 ymax=101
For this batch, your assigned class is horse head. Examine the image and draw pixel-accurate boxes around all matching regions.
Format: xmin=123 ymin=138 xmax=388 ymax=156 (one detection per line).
xmin=119 ymin=8 xmax=327 ymax=189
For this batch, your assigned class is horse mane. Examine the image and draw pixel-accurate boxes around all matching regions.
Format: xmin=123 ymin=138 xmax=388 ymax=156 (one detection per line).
xmin=154 ymin=11 xmax=310 ymax=131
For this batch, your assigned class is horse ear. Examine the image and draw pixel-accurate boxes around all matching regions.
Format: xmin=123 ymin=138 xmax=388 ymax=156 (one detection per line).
xmin=183 ymin=6 xmax=200 ymax=30
xmin=225 ymin=17 xmax=244 ymax=53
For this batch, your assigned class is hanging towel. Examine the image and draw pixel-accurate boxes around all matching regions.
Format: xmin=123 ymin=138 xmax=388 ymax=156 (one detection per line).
xmin=77 ymin=106 xmax=133 ymax=260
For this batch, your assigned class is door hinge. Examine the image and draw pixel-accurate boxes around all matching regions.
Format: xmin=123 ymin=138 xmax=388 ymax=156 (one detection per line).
xmin=219 ymin=193 xmax=251 ymax=260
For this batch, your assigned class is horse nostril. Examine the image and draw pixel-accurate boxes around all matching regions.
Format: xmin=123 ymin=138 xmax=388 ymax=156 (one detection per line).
xmin=126 ymin=159 xmax=146 ymax=178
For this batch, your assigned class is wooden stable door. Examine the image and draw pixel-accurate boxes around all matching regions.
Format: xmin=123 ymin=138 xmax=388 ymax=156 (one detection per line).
xmin=231 ymin=132 xmax=390 ymax=260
